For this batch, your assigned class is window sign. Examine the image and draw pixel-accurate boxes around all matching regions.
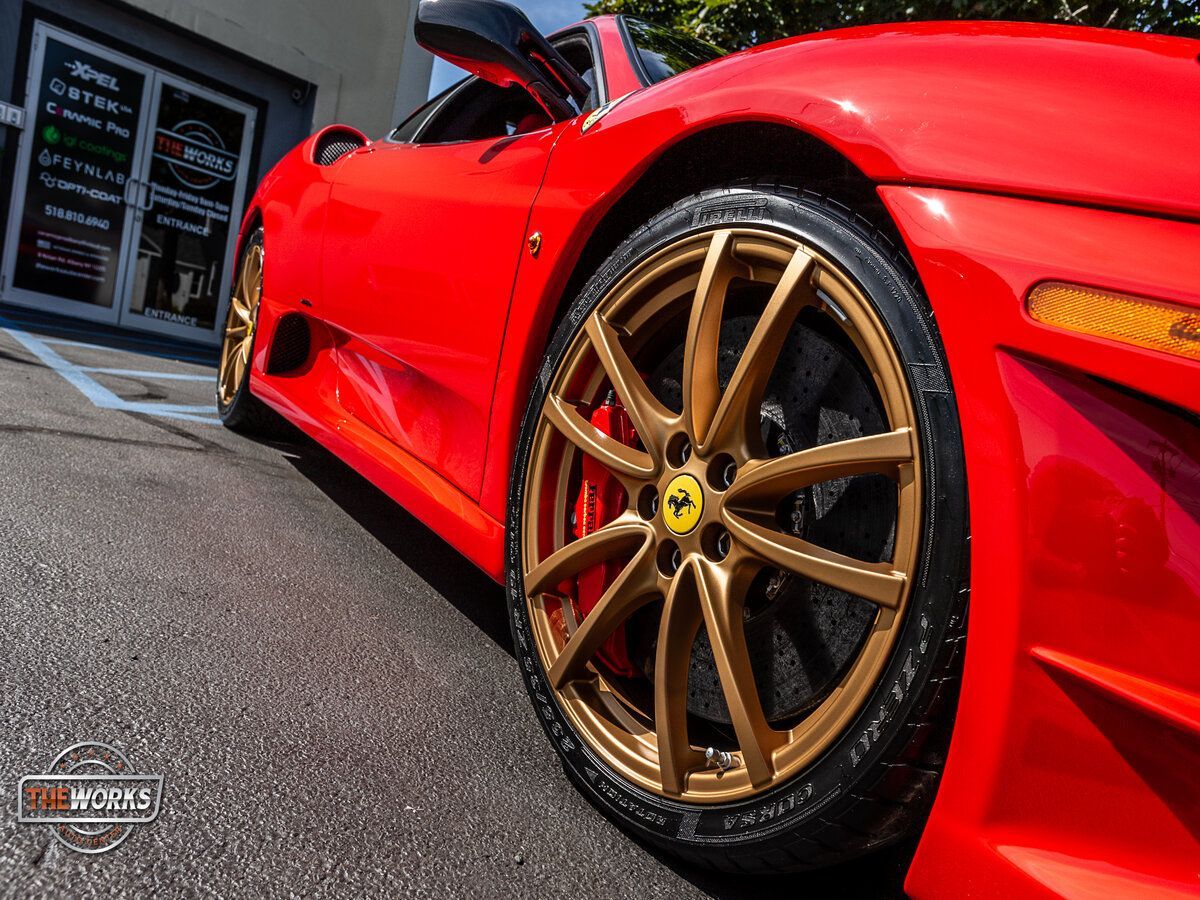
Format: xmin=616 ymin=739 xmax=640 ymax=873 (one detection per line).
xmin=128 ymin=84 xmax=247 ymax=331
xmin=2 ymin=23 xmax=257 ymax=345
xmin=10 ymin=36 xmax=144 ymax=307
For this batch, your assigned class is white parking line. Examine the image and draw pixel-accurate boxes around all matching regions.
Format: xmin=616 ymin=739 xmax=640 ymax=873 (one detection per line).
xmin=3 ymin=326 xmax=221 ymax=425
xmin=80 ymin=367 xmax=212 ymax=381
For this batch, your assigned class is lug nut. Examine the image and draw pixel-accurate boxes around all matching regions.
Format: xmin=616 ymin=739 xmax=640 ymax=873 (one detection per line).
xmin=722 ymin=461 xmax=736 ymax=488
xmin=716 ymin=531 xmax=732 ymax=560
xmin=639 ymin=485 xmax=660 ymax=520
xmin=657 ymin=541 xmax=682 ymax=578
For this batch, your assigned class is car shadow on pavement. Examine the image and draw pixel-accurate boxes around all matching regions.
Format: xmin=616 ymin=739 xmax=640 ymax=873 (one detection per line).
xmin=648 ymin=836 xmax=914 ymax=899
xmin=279 ymin=434 xmax=514 ymax=657
xmin=277 ymin=430 xmax=914 ymax=898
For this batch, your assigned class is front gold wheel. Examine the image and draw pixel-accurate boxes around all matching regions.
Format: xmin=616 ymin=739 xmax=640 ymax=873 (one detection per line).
xmin=521 ymin=227 xmax=922 ymax=804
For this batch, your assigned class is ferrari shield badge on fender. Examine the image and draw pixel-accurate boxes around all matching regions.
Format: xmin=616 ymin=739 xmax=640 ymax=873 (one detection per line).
xmin=581 ymin=92 xmax=634 ymax=134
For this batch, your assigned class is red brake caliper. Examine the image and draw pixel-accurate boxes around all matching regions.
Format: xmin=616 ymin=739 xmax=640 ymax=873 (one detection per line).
xmin=571 ymin=391 xmax=641 ymax=679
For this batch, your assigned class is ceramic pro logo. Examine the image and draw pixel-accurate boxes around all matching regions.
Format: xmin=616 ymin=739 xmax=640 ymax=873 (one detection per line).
xmin=17 ymin=742 xmax=163 ymax=853
xmin=154 ymin=118 xmax=237 ymax=190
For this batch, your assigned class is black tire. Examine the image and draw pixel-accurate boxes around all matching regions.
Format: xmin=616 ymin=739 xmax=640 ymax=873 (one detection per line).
xmin=506 ymin=183 xmax=969 ymax=873
xmin=217 ymin=228 xmax=289 ymax=437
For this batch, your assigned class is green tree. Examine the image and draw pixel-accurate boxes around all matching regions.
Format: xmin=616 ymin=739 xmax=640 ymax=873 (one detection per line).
xmin=587 ymin=0 xmax=1200 ymax=50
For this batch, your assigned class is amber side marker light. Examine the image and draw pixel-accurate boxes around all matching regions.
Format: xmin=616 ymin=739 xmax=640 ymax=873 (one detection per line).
xmin=1028 ymin=282 xmax=1200 ymax=362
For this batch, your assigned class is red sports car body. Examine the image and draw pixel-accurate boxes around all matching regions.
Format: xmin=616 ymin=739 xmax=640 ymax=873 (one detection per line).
xmin=226 ymin=13 xmax=1200 ymax=895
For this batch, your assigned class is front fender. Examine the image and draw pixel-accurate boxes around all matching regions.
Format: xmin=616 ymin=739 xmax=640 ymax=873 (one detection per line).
xmin=478 ymin=21 xmax=1200 ymax=519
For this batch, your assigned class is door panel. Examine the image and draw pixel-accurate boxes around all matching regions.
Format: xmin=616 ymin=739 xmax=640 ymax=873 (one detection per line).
xmin=321 ymin=128 xmax=557 ymax=498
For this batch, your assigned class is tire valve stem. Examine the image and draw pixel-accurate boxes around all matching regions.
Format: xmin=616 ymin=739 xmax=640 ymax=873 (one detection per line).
xmin=705 ymin=747 xmax=735 ymax=771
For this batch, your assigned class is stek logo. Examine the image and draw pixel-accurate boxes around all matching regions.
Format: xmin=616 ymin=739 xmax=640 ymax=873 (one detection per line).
xmin=67 ymin=60 xmax=119 ymax=92
xmin=47 ymin=81 xmax=131 ymax=117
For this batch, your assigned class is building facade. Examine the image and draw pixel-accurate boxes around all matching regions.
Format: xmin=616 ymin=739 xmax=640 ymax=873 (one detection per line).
xmin=0 ymin=0 xmax=432 ymax=347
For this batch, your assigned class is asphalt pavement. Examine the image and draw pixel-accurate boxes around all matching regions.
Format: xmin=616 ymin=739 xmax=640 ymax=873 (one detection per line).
xmin=0 ymin=318 xmax=910 ymax=898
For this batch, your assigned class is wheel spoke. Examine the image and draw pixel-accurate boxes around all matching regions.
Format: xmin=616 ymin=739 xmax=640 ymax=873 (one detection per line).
xmin=525 ymin=515 xmax=649 ymax=597
xmin=547 ymin=544 xmax=659 ymax=689
xmin=231 ymin=341 xmax=247 ymax=391
xmin=235 ymin=254 xmax=252 ymax=309
xmin=543 ymin=394 xmax=655 ymax=482
xmin=585 ymin=313 xmax=674 ymax=460
xmin=725 ymin=514 xmax=906 ymax=608
xmin=727 ymin=429 xmax=914 ymax=511
xmin=695 ymin=561 xmax=783 ymax=787
xmin=243 ymin=247 xmax=263 ymax=309
xmin=219 ymin=334 xmax=240 ymax=383
xmin=701 ymin=248 xmax=815 ymax=455
xmin=654 ymin=558 xmax=706 ymax=794
xmin=682 ymin=230 xmax=741 ymax=445
xmin=232 ymin=298 xmax=252 ymax=325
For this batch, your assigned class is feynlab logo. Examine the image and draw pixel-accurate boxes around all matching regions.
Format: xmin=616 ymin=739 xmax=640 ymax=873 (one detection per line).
xmin=17 ymin=742 xmax=163 ymax=854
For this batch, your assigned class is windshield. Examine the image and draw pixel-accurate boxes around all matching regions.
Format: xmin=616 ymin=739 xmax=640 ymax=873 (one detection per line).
xmin=622 ymin=17 xmax=724 ymax=85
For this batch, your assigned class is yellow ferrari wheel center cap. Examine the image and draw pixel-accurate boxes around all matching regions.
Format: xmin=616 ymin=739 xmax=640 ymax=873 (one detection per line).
xmin=662 ymin=474 xmax=703 ymax=535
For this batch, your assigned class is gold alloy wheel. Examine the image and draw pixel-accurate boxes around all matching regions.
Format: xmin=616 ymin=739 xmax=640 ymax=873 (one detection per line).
xmin=217 ymin=243 xmax=263 ymax=408
xmin=522 ymin=228 xmax=922 ymax=804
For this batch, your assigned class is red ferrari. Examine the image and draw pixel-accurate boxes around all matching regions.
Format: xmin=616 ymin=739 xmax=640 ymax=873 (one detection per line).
xmin=216 ymin=1 xmax=1200 ymax=891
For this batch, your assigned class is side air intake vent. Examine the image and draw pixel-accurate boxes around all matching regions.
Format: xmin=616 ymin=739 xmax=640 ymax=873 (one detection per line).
xmin=314 ymin=129 xmax=365 ymax=166
xmin=266 ymin=313 xmax=311 ymax=374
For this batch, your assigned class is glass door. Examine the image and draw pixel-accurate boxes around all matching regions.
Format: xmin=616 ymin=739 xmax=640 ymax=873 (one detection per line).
xmin=118 ymin=75 xmax=256 ymax=344
xmin=1 ymin=22 xmax=257 ymax=346
xmin=0 ymin=23 xmax=153 ymax=323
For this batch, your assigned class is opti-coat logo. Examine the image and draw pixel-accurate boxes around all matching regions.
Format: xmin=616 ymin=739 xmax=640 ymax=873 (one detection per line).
xmin=18 ymin=742 xmax=164 ymax=854
xmin=38 ymin=171 xmax=122 ymax=205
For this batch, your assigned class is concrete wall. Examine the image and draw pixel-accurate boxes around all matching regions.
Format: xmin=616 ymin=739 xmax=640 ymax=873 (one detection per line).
xmin=0 ymin=0 xmax=433 ymax=171
xmin=117 ymin=0 xmax=433 ymax=137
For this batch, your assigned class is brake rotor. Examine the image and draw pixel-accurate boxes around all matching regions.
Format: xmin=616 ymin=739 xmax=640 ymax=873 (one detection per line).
xmin=643 ymin=312 xmax=897 ymax=727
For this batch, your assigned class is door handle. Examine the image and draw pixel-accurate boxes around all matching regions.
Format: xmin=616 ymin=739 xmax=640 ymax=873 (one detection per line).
xmin=123 ymin=176 xmax=140 ymax=207
xmin=138 ymin=181 xmax=154 ymax=212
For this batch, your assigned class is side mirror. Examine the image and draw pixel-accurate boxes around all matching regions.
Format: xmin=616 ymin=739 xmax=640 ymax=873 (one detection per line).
xmin=415 ymin=0 xmax=589 ymax=121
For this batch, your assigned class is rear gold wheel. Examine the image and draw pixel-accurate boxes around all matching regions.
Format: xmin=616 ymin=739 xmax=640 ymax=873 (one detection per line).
xmin=216 ymin=228 xmax=285 ymax=436
xmin=218 ymin=240 xmax=263 ymax=409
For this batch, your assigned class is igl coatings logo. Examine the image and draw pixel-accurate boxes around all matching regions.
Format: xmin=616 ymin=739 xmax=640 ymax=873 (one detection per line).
xmin=17 ymin=742 xmax=164 ymax=854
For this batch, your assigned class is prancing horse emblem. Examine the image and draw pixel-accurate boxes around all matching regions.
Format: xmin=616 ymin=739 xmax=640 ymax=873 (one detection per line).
xmin=667 ymin=489 xmax=696 ymax=519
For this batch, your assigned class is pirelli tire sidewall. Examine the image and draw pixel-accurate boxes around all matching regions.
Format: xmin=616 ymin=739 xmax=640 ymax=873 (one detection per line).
xmin=506 ymin=186 xmax=968 ymax=854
